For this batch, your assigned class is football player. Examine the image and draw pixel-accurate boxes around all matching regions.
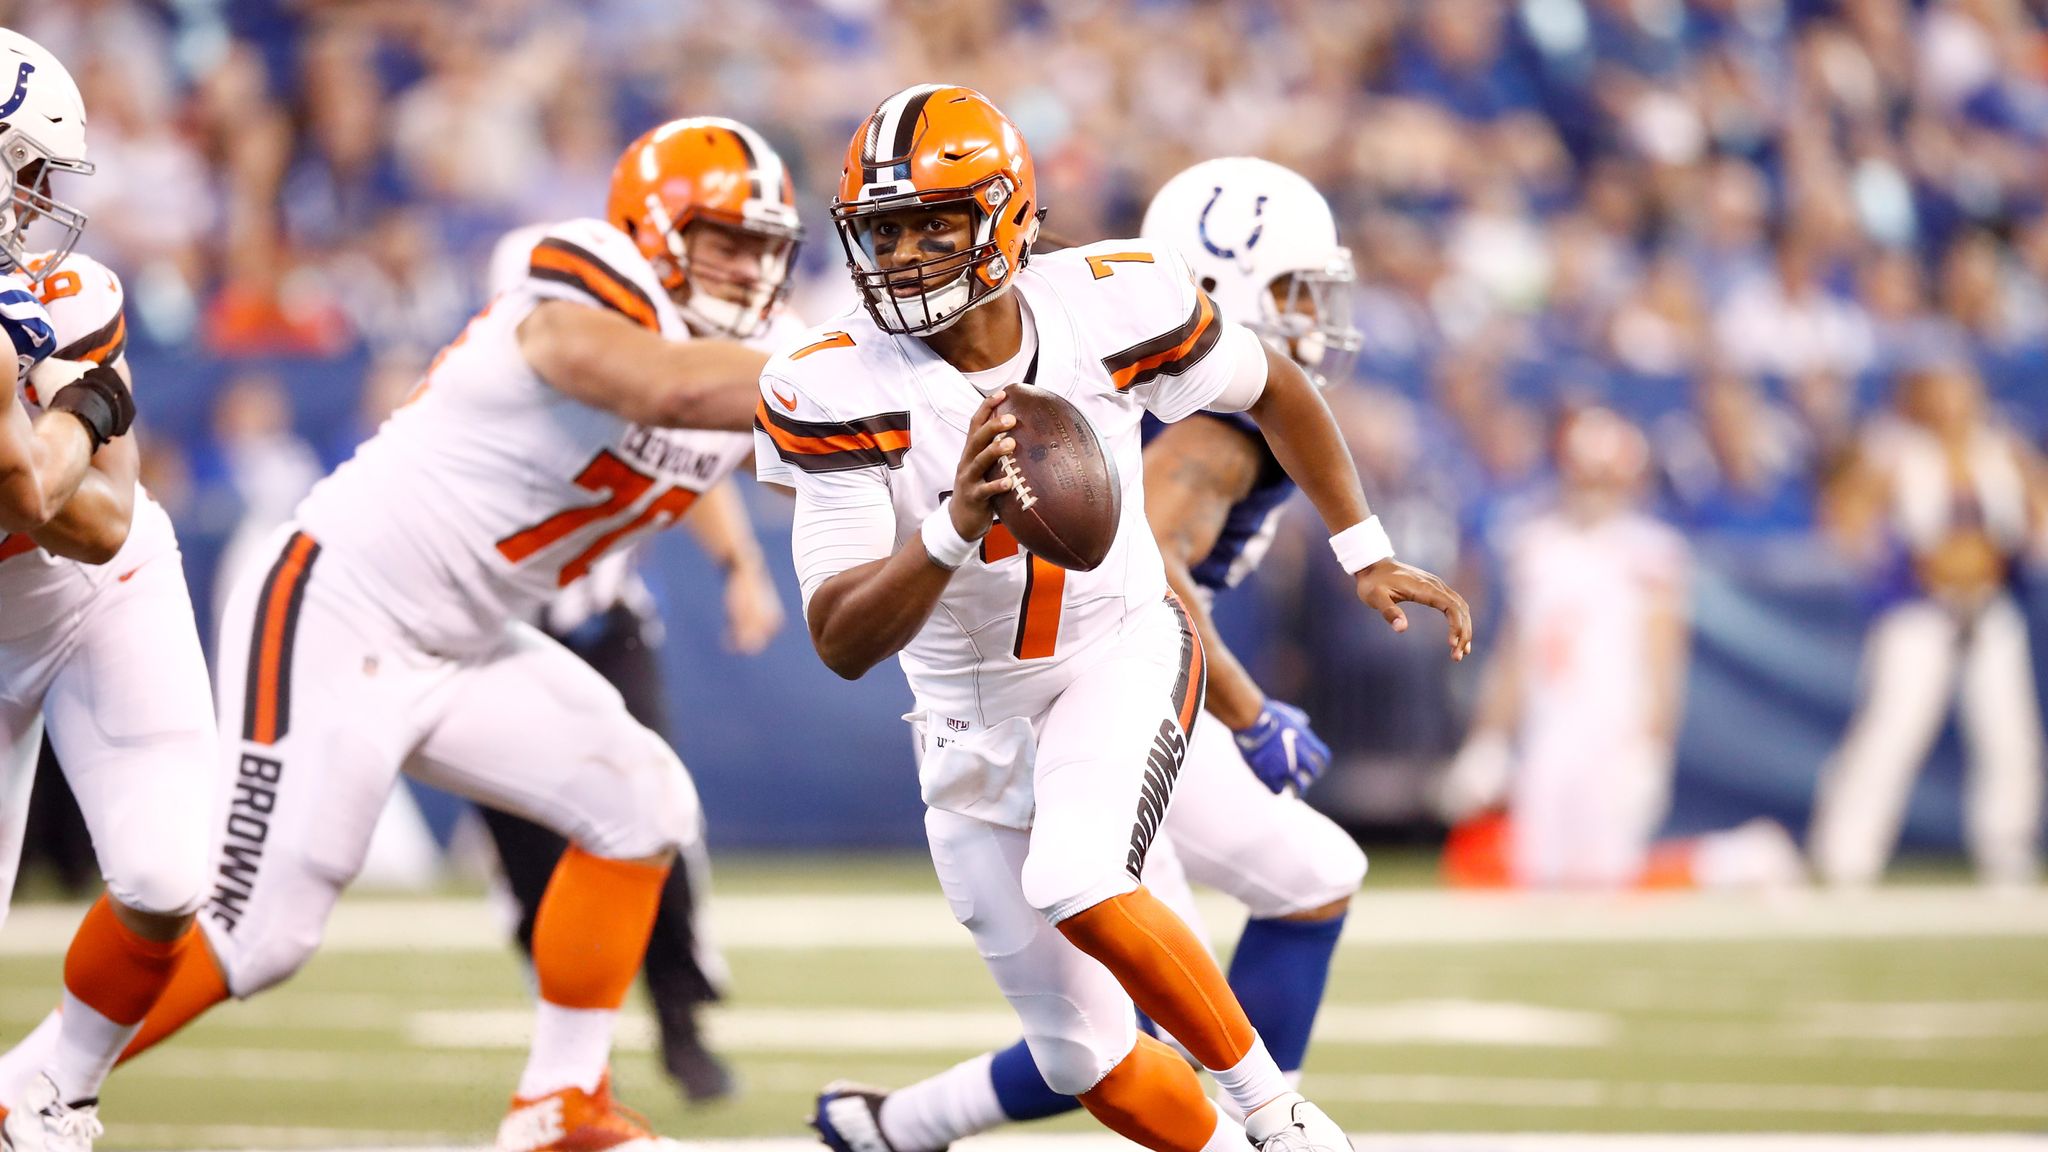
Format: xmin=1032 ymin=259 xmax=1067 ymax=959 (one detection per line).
xmin=474 ymin=211 xmax=800 ymax=1105
xmin=758 ymin=88 xmax=1470 ymax=1152
xmin=0 ymin=28 xmax=214 ymax=1152
xmin=0 ymin=116 xmax=798 ymax=1152
xmin=814 ymin=156 xmax=1376 ymax=1152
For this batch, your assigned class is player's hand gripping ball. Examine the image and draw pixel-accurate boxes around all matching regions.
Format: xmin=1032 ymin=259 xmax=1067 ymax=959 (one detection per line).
xmin=982 ymin=384 xmax=1121 ymax=571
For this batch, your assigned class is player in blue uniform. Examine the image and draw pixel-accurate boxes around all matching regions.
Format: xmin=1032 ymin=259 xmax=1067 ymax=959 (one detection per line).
xmin=815 ymin=156 xmax=1374 ymax=1152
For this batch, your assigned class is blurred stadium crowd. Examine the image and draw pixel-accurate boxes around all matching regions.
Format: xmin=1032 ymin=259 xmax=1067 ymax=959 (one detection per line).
xmin=9 ymin=0 xmax=2048 ymax=860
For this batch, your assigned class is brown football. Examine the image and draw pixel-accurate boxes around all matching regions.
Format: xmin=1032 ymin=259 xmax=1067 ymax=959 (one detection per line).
xmin=985 ymin=383 xmax=1122 ymax=571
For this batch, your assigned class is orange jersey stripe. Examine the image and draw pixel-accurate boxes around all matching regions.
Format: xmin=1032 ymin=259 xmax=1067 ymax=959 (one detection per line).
xmin=757 ymin=405 xmax=912 ymax=456
xmin=1111 ymin=291 xmax=1216 ymax=390
xmin=1014 ymin=557 xmax=1065 ymax=660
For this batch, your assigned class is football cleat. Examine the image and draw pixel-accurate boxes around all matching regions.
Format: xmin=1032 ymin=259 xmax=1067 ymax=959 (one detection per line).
xmin=1 ymin=1074 xmax=102 ymax=1152
xmin=1243 ymin=1094 xmax=1352 ymax=1152
xmin=812 ymin=1082 xmax=928 ymax=1152
xmin=495 ymin=1073 xmax=677 ymax=1152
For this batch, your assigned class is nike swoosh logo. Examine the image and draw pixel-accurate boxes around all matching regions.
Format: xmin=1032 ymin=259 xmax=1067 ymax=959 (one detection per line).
xmin=941 ymin=149 xmax=975 ymax=161
xmin=117 ymin=566 xmax=141 ymax=582
xmin=43 ymin=115 xmax=61 ymax=124
xmin=771 ymin=386 xmax=798 ymax=412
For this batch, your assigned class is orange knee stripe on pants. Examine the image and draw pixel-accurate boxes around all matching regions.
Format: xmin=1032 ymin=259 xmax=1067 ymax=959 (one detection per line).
xmin=532 ymin=846 xmax=669 ymax=1010
xmin=63 ymin=896 xmax=189 ymax=1026
xmin=1077 ymin=1033 xmax=1218 ymax=1152
xmin=119 ymin=937 xmax=230 ymax=1063
xmin=1056 ymin=887 xmax=1254 ymax=1071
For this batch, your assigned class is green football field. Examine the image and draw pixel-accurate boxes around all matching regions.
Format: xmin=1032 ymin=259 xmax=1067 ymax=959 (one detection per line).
xmin=2 ymin=853 xmax=2046 ymax=1149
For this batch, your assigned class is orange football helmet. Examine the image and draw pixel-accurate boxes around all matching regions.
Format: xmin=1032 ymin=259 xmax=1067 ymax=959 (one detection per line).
xmin=832 ymin=85 xmax=1043 ymax=335
xmin=608 ymin=116 xmax=802 ymax=339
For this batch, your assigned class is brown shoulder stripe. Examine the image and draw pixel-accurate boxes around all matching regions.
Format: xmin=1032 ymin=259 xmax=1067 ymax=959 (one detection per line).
xmin=529 ymin=238 xmax=660 ymax=331
xmin=54 ymin=311 xmax=126 ymax=366
xmin=1101 ymin=289 xmax=1221 ymax=391
xmin=756 ymin=399 xmax=911 ymax=472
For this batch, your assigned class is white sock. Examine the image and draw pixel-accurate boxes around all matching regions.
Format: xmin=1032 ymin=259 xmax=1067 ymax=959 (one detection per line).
xmin=1217 ymin=1068 xmax=1302 ymax=1123
xmin=879 ymin=1052 xmax=1006 ymax=1152
xmin=46 ymin=990 xmax=136 ymax=1102
xmin=1200 ymin=1104 xmax=1247 ymax=1152
xmin=1210 ymin=1036 xmax=1290 ymax=1119
xmin=516 ymin=1002 xmax=615 ymax=1098
xmin=0 ymin=1010 xmax=62 ymax=1107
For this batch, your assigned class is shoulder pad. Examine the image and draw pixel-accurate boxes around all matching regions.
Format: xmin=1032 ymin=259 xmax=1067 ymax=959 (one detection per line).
xmin=758 ymin=313 xmax=911 ymax=473
xmin=514 ymin=218 xmax=674 ymax=334
xmin=30 ymin=252 xmax=125 ymax=365
xmin=1037 ymin=239 xmax=1222 ymax=392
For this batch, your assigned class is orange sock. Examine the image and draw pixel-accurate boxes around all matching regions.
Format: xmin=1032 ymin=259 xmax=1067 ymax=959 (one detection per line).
xmin=63 ymin=897 xmax=188 ymax=1027
xmin=119 ymin=935 xmax=229 ymax=1063
xmin=1057 ymin=887 xmax=1254 ymax=1071
xmin=1076 ymin=1033 xmax=1220 ymax=1152
xmin=532 ymin=846 xmax=669 ymax=1010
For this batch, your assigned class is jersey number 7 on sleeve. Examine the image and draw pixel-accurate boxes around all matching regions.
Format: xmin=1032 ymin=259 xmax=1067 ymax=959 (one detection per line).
xmin=495 ymin=449 xmax=698 ymax=587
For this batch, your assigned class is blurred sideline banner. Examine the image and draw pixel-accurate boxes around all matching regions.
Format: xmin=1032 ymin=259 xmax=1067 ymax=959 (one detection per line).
xmin=142 ymin=352 xmax=2044 ymax=853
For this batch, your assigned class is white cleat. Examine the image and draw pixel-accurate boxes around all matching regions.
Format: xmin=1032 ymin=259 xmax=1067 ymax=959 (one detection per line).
xmin=1 ymin=1074 xmax=102 ymax=1152
xmin=1242 ymin=1094 xmax=1351 ymax=1152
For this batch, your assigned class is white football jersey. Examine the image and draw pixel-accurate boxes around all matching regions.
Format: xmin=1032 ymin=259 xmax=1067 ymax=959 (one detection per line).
xmin=0 ymin=253 xmax=179 ymax=637
xmin=1504 ymin=509 xmax=1689 ymax=759
xmin=757 ymin=237 xmax=1267 ymax=723
xmin=294 ymin=218 xmax=755 ymax=654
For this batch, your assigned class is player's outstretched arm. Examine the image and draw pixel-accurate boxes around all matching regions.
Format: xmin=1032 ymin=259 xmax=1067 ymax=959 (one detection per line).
xmin=1244 ymin=343 xmax=1473 ymax=659
xmin=684 ymin=479 xmax=785 ymax=654
xmin=1142 ymin=417 xmax=1267 ymax=728
xmin=805 ymin=392 xmax=1018 ymax=679
xmin=518 ymin=301 xmax=768 ymax=432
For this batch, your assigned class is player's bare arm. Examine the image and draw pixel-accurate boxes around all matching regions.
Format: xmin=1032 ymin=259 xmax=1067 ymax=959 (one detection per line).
xmin=1143 ymin=416 xmax=1265 ymax=728
xmin=683 ymin=479 xmax=786 ymax=654
xmin=22 ymin=356 xmax=137 ymax=563
xmin=0 ymin=392 xmax=92 ymax=533
xmin=806 ymin=391 xmax=1019 ymax=679
xmin=517 ymin=299 xmax=767 ymax=431
xmin=1646 ymin=579 xmax=1691 ymax=745
xmin=1246 ymin=342 xmax=1474 ymax=659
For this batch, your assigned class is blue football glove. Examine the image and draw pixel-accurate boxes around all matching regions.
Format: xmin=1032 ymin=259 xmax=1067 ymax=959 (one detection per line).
xmin=1233 ymin=700 xmax=1332 ymax=795
xmin=0 ymin=284 xmax=56 ymax=377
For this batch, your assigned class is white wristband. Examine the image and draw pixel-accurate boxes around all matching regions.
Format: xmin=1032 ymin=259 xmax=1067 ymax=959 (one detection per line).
xmin=921 ymin=502 xmax=977 ymax=570
xmin=1330 ymin=515 xmax=1395 ymax=573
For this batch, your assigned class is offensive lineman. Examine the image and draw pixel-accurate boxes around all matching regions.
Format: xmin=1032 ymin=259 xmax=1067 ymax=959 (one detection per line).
xmin=0 ymin=116 xmax=797 ymax=1152
xmin=0 ymin=29 xmax=217 ymax=1152
xmin=814 ymin=157 xmax=1374 ymax=1151
xmin=758 ymin=87 xmax=1469 ymax=1152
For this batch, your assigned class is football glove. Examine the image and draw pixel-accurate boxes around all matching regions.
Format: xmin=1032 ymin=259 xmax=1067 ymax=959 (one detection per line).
xmin=1233 ymin=699 xmax=1332 ymax=795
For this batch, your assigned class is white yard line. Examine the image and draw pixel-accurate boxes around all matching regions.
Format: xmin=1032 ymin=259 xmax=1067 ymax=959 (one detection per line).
xmin=406 ymin=1000 xmax=1617 ymax=1054
xmin=1308 ymin=1073 xmax=2048 ymax=1121
xmin=9 ymin=888 xmax=2048 ymax=958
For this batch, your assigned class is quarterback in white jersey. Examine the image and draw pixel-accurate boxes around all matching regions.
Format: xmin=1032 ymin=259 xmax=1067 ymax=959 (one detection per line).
xmin=0 ymin=116 xmax=795 ymax=1152
xmin=815 ymin=157 xmax=1376 ymax=1152
xmin=760 ymin=87 xmax=1469 ymax=1152
xmin=0 ymin=30 xmax=214 ymax=1152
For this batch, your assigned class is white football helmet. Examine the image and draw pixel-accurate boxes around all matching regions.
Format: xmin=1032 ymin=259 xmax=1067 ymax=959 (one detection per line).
xmin=1142 ymin=157 xmax=1361 ymax=386
xmin=0 ymin=30 xmax=89 ymax=286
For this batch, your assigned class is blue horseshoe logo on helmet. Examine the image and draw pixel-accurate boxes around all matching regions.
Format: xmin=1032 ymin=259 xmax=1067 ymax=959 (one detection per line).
xmin=0 ymin=63 xmax=35 ymax=120
xmin=1198 ymin=185 xmax=1267 ymax=262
